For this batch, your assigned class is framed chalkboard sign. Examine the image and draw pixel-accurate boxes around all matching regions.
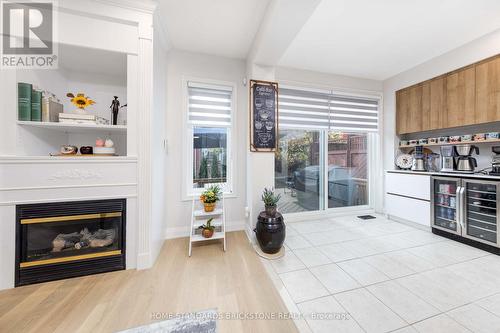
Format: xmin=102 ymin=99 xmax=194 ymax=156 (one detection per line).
xmin=249 ymin=80 xmax=278 ymax=152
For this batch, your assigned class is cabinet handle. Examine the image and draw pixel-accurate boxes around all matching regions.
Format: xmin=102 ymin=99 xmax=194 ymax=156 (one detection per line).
xmin=455 ymin=186 xmax=461 ymax=230
xmin=459 ymin=186 xmax=466 ymax=230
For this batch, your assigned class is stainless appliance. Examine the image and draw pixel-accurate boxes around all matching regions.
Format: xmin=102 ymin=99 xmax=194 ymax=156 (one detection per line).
xmin=411 ymin=146 xmax=426 ymax=171
xmin=490 ymin=146 xmax=500 ymax=176
xmin=440 ymin=146 xmax=455 ymax=172
xmin=431 ymin=176 xmax=500 ymax=250
xmin=454 ymin=144 xmax=479 ymax=173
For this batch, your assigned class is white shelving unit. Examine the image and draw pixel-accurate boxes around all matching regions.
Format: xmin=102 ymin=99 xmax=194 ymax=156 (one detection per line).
xmin=189 ymin=196 xmax=226 ymax=256
xmin=17 ymin=121 xmax=127 ymax=134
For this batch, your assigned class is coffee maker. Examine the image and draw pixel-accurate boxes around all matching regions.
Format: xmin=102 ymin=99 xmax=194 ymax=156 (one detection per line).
xmin=490 ymin=146 xmax=500 ymax=175
xmin=440 ymin=146 xmax=455 ymax=172
xmin=411 ymin=146 xmax=426 ymax=171
xmin=454 ymin=144 xmax=479 ymax=173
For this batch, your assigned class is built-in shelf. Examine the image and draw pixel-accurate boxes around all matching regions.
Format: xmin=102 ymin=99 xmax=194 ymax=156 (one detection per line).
xmin=17 ymin=121 xmax=127 ymax=134
xmin=399 ymin=139 xmax=500 ymax=149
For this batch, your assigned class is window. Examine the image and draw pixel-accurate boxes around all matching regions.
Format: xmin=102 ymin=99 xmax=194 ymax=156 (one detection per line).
xmin=275 ymin=86 xmax=379 ymax=214
xmin=186 ymin=81 xmax=234 ymax=195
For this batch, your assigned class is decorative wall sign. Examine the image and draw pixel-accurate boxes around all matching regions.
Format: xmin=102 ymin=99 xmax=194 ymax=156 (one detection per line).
xmin=250 ymin=80 xmax=278 ymax=152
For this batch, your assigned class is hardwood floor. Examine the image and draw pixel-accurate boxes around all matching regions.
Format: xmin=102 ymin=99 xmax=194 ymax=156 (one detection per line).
xmin=0 ymin=232 xmax=297 ymax=333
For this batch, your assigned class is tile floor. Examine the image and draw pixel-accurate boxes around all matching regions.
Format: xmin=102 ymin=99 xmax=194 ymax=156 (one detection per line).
xmin=266 ymin=213 xmax=500 ymax=333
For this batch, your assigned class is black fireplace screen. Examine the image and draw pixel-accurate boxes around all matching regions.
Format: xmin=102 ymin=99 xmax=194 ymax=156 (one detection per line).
xmin=16 ymin=199 xmax=126 ymax=286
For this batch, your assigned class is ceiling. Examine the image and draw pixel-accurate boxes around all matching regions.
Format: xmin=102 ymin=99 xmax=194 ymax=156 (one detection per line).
xmin=157 ymin=0 xmax=500 ymax=80
xmin=278 ymin=0 xmax=500 ymax=80
xmin=156 ymin=0 xmax=270 ymax=59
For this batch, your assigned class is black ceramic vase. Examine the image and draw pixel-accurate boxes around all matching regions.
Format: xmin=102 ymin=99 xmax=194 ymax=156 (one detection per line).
xmin=254 ymin=211 xmax=286 ymax=254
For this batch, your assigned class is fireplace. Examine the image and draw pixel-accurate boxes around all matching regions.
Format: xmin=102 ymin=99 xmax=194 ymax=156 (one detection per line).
xmin=16 ymin=199 xmax=126 ymax=286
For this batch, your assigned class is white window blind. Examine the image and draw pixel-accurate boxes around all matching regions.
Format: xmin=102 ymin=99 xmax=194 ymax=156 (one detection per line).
xmin=278 ymin=87 xmax=379 ymax=132
xmin=279 ymin=87 xmax=331 ymax=129
xmin=188 ymin=82 xmax=232 ymax=127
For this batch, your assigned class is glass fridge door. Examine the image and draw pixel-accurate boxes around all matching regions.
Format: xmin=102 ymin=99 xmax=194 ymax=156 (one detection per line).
xmin=464 ymin=180 xmax=499 ymax=246
xmin=432 ymin=177 xmax=460 ymax=234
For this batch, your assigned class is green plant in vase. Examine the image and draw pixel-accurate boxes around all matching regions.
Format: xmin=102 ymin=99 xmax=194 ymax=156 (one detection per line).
xmin=262 ymin=187 xmax=281 ymax=216
xmin=199 ymin=218 xmax=215 ymax=238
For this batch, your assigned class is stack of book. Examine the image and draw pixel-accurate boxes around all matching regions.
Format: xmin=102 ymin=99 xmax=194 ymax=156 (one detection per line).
xmin=58 ymin=113 xmax=97 ymax=124
xmin=18 ymin=82 xmax=63 ymax=122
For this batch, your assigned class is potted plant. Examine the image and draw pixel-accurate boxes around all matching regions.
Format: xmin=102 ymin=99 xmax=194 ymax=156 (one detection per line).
xmin=200 ymin=185 xmax=221 ymax=212
xmin=199 ymin=218 xmax=215 ymax=238
xmin=261 ymin=187 xmax=281 ymax=216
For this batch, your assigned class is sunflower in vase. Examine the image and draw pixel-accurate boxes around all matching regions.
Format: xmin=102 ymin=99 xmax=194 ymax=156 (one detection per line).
xmin=67 ymin=92 xmax=95 ymax=114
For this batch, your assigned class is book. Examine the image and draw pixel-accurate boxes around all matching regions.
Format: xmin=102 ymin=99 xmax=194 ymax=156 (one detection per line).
xmin=18 ymin=82 xmax=32 ymax=121
xmin=59 ymin=113 xmax=96 ymax=121
xmin=58 ymin=119 xmax=97 ymax=124
xmin=42 ymin=98 xmax=63 ymax=122
xmin=31 ymin=89 xmax=42 ymax=121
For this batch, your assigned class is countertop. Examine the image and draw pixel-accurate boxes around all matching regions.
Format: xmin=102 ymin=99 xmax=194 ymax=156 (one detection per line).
xmin=386 ymin=169 xmax=500 ymax=180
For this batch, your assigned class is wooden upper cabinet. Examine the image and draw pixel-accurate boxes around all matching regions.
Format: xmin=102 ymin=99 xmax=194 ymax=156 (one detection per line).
xmin=476 ymin=56 xmax=500 ymax=123
xmin=407 ymin=85 xmax=423 ymax=133
xmin=422 ymin=76 xmax=447 ymax=131
xmin=396 ymin=89 xmax=409 ymax=134
xmin=396 ymin=54 xmax=499 ymax=134
xmin=446 ymin=66 xmax=476 ymax=127
xmin=396 ymin=85 xmax=423 ymax=134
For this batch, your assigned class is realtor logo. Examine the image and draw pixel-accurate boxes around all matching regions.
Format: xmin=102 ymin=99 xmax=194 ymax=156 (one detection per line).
xmin=1 ymin=1 xmax=58 ymax=68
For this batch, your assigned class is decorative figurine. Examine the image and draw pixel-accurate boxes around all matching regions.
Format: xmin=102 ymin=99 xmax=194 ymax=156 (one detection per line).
xmin=110 ymin=96 xmax=127 ymax=125
xmin=95 ymin=138 xmax=105 ymax=147
xmin=104 ymin=138 xmax=114 ymax=148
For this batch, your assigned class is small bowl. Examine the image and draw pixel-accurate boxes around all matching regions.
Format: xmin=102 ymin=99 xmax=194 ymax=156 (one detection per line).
xmin=79 ymin=146 xmax=93 ymax=154
xmin=473 ymin=133 xmax=486 ymax=141
xmin=461 ymin=134 xmax=473 ymax=142
xmin=409 ymin=140 xmax=418 ymax=146
xmin=428 ymin=137 xmax=438 ymax=144
xmin=418 ymin=139 xmax=428 ymax=145
xmin=486 ymin=132 xmax=499 ymax=140
xmin=438 ymin=136 xmax=449 ymax=143
xmin=450 ymin=136 xmax=461 ymax=143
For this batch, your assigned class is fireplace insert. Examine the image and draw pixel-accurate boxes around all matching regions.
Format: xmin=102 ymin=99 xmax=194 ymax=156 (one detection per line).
xmin=16 ymin=199 xmax=126 ymax=286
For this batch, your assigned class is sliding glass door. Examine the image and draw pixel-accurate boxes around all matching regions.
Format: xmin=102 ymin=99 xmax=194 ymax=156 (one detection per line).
xmin=275 ymin=86 xmax=378 ymax=215
xmin=275 ymin=129 xmax=323 ymax=213
xmin=327 ymin=132 xmax=368 ymax=208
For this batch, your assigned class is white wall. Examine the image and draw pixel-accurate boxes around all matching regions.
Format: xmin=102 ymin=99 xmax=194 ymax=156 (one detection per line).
xmin=275 ymin=66 xmax=383 ymax=92
xmin=164 ymin=50 xmax=247 ymax=237
xmin=150 ymin=22 xmax=169 ymax=262
xmin=383 ymin=29 xmax=500 ymax=209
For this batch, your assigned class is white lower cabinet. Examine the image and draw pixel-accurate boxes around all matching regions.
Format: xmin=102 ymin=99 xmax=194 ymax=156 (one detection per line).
xmin=386 ymin=193 xmax=431 ymax=227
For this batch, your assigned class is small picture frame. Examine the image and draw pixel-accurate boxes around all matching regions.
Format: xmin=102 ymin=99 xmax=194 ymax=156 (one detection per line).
xmin=249 ymin=80 xmax=279 ymax=152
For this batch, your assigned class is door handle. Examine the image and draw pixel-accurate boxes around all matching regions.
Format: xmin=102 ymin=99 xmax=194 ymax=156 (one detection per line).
xmin=459 ymin=186 xmax=466 ymax=230
xmin=455 ymin=186 xmax=461 ymax=229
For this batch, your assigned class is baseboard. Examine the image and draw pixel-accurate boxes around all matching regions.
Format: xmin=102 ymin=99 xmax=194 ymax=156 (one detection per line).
xmin=164 ymin=220 xmax=246 ymax=240
xmin=245 ymin=223 xmax=256 ymax=244
xmin=387 ymin=214 xmax=431 ymax=232
xmin=283 ymin=207 xmax=375 ymax=223
xmin=136 ymin=252 xmax=151 ymax=270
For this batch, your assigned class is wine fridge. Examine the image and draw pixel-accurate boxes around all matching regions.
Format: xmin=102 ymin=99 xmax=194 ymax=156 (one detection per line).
xmin=431 ymin=176 xmax=500 ymax=251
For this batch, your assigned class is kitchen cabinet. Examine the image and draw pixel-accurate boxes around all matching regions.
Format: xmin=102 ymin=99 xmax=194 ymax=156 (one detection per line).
xmin=422 ymin=76 xmax=447 ymax=131
xmin=446 ymin=66 xmax=475 ymax=127
xmin=395 ymin=54 xmax=500 ymax=134
xmin=476 ymin=56 xmax=500 ymax=123
xmin=396 ymin=89 xmax=409 ymax=134
xmin=396 ymin=84 xmax=422 ymax=134
xmin=386 ymin=171 xmax=431 ymax=227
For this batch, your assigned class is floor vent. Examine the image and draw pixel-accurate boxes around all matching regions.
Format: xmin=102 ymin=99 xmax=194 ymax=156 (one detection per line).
xmin=357 ymin=215 xmax=376 ymax=220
